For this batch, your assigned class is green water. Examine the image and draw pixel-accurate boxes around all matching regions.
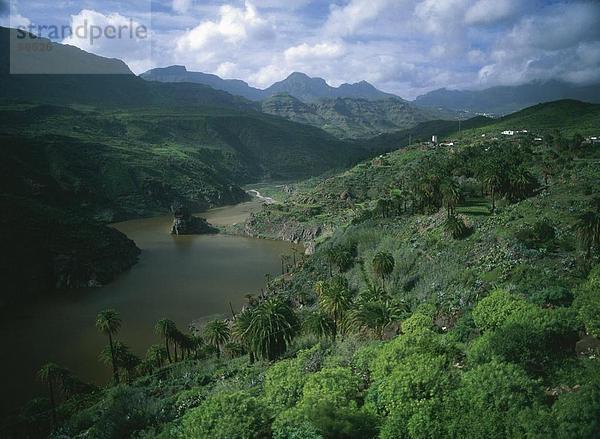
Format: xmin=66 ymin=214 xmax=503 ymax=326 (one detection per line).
xmin=0 ymin=200 xmax=295 ymax=413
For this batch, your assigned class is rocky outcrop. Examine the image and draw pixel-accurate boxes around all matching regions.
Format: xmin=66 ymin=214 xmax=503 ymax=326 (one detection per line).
xmin=242 ymin=212 xmax=322 ymax=256
xmin=170 ymin=203 xmax=218 ymax=235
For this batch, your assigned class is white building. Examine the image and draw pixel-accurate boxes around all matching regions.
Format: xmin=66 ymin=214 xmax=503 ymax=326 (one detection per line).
xmin=501 ymin=130 xmax=515 ymax=136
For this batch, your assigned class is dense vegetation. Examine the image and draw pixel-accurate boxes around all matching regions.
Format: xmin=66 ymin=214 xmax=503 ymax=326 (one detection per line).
xmin=5 ymin=99 xmax=599 ymax=438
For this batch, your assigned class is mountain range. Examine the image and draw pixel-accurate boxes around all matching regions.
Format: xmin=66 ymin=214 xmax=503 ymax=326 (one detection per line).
xmin=141 ymin=66 xmax=397 ymax=103
xmin=415 ymin=80 xmax=600 ymax=115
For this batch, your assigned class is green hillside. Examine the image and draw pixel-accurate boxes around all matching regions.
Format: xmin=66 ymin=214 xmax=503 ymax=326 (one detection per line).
xmin=474 ymin=99 xmax=600 ymax=136
xmin=262 ymin=94 xmax=446 ymax=138
xmin=10 ymin=100 xmax=600 ymax=438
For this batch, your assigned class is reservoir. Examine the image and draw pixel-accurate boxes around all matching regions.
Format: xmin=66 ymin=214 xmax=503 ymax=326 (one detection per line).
xmin=0 ymin=199 xmax=295 ymax=414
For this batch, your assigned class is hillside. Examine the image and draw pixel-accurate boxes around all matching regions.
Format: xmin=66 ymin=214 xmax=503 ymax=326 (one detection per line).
xmin=11 ymin=100 xmax=600 ymax=438
xmin=475 ymin=100 xmax=600 ymax=136
xmin=415 ymin=80 xmax=600 ymax=115
xmin=0 ymin=27 xmax=256 ymax=110
xmin=261 ymin=94 xmax=442 ymax=138
xmin=141 ymin=66 xmax=265 ymax=101
xmin=0 ymin=29 xmax=387 ymax=307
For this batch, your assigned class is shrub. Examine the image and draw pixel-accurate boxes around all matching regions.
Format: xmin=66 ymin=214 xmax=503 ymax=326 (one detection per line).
xmin=264 ymin=357 xmax=308 ymax=410
xmin=447 ymin=361 xmax=543 ymax=438
xmin=530 ymin=285 xmax=573 ymax=307
xmin=402 ymin=313 xmax=434 ymax=335
xmin=366 ymin=353 xmax=451 ymax=418
xmin=179 ymin=391 xmax=272 ymax=439
xmin=472 ymin=289 xmax=531 ymax=332
xmin=468 ymin=307 xmax=580 ymax=373
xmin=574 ymin=266 xmax=600 ymax=338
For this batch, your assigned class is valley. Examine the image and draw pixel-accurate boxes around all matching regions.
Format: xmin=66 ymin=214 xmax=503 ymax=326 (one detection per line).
xmin=0 ymin=8 xmax=599 ymax=438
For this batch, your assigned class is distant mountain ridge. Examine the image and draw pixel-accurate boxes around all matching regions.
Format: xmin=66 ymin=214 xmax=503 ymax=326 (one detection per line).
xmin=141 ymin=66 xmax=399 ymax=103
xmin=140 ymin=65 xmax=265 ymax=101
xmin=261 ymin=93 xmax=442 ymax=138
xmin=414 ymin=80 xmax=600 ymax=115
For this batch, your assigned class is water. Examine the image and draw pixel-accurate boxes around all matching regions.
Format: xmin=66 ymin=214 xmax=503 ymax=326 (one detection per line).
xmin=0 ymin=200 xmax=296 ymax=414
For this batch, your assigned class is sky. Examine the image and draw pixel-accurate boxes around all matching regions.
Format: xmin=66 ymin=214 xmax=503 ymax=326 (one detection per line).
xmin=2 ymin=0 xmax=600 ymax=98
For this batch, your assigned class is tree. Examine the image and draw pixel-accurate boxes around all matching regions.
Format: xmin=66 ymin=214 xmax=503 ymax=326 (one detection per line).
xmin=232 ymin=309 xmax=256 ymax=362
xmin=203 ymin=319 xmax=230 ymax=356
xmin=154 ymin=318 xmax=176 ymax=363
xmin=37 ymin=363 xmax=66 ymax=428
xmin=484 ymin=170 xmax=503 ymax=213
xmin=303 ymin=311 xmax=336 ymax=340
xmin=372 ymin=251 xmax=395 ymax=290
xmin=351 ymin=301 xmax=400 ymax=339
xmin=441 ymin=178 xmax=461 ymax=218
xmin=95 ymin=309 xmax=122 ymax=384
xmin=242 ymin=298 xmax=299 ymax=360
xmin=145 ymin=344 xmax=167 ymax=369
xmin=317 ymin=276 xmax=352 ymax=339
xmin=99 ymin=341 xmax=132 ymax=383
xmin=508 ymin=166 xmax=537 ymax=201
xmin=576 ymin=211 xmax=600 ymax=260
xmin=444 ymin=215 xmax=469 ymax=239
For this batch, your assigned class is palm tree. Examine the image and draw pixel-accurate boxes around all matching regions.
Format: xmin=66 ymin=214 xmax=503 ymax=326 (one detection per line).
xmin=203 ymin=319 xmax=230 ymax=356
xmin=232 ymin=309 xmax=256 ymax=362
xmin=372 ymin=252 xmax=395 ymax=290
xmin=302 ymin=311 xmax=336 ymax=340
xmin=99 ymin=341 xmax=130 ymax=382
xmin=145 ymin=344 xmax=167 ymax=369
xmin=444 ymin=215 xmax=469 ymax=239
xmin=37 ymin=363 xmax=65 ymax=428
xmin=324 ymin=247 xmax=337 ymax=277
xmin=576 ymin=211 xmax=600 ymax=260
xmin=243 ymin=298 xmax=299 ymax=360
xmin=95 ymin=309 xmax=122 ymax=384
xmin=441 ymin=179 xmax=461 ymax=218
xmin=317 ymin=276 xmax=352 ymax=339
xmin=352 ymin=302 xmax=400 ymax=340
xmin=508 ymin=167 xmax=536 ymax=201
xmin=155 ymin=318 xmax=176 ymax=363
xmin=484 ymin=171 xmax=503 ymax=213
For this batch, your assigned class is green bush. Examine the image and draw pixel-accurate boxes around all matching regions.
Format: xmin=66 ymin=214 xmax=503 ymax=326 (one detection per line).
xmin=472 ymin=289 xmax=532 ymax=332
xmin=366 ymin=353 xmax=451 ymax=418
xmin=402 ymin=313 xmax=434 ymax=335
xmin=179 ymin=391 xmax=272 ymax=439
xmin=468 ymin=307 xmax=580 ymax=373
xmin=447 ymin=361 xmax=543 ymax=438
xmin=574 ymin=266 xmax=600 ymax=338
xmin=264 ymin=357 xmax=308 ymax=410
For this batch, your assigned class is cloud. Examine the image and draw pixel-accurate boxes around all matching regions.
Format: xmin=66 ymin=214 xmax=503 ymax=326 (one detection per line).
xmin=465 ymin=0 xmax=519 ymax=25
xmin=0 ymin=1 xmax=31 ymax=28
xmin=172 ymin=0 xmax=192 ymax=15
xmin=176 ymin=1 xmax=274 ymax=52
xmin=324 ymin=0 xmax=396 ymax=37
xmin=284 ymin=41 xmax=346 ymax=62
xmin=7 ymin=0 xmax=600 ymax=97
xmin=477 ymin=2 xmax=600 ymax=86
xmin=62 ymin=9 xmax=152 ymax=73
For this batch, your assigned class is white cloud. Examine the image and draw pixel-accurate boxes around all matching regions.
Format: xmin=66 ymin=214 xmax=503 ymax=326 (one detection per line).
xmin=172 ymin=0 xmax=192 ymax=15
xmin=176 ymin=1 xmax=274 ymax=52
xmin=465 ymin=0 xmax=519 ymax=25
xmin=284 ymin=42 xmax=346 ymax=62
xmin=62 ymin=9 xmax=152 ymax=73
xmin=324 ymin=0 xmax=396 ymax=37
